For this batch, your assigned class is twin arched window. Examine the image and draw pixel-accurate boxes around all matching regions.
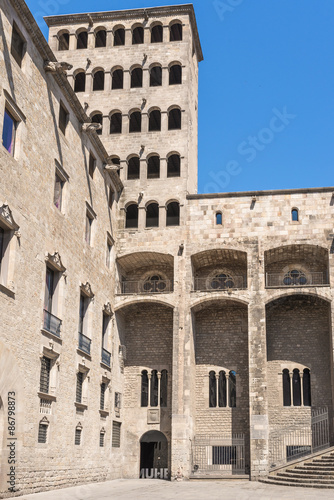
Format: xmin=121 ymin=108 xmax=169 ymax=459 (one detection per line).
xmin=283 ymin=368 xmax=311 ymax=407
xmin=209 ymin=370 xmax=236 ymax=408
xmin=126 ymin=201 xmax=180 ymax=228
xmin=141 ymin=369 xmax=168 ymax=407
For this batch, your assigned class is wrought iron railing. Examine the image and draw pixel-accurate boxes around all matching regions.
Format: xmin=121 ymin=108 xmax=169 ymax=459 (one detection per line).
xmin=101 ymin=348 xmax=111 ymax=367
xmin=43 ymin=309 xmax=62 ymax=337
xmin=118 ymin=279 xmax=173 ymax=294
xmin=194 ymin=276 xmax=247 ymax=292
xmin=78 ymin=332 xmax=91 ymax=355
xmin=266 ymin=271 xmax=329 ymax=288
xmin=192 ymin=434 xmax=245 ymax=475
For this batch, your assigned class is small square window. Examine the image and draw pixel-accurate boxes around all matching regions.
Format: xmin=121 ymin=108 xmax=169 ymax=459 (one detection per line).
xmin=89 ymin=152 xmax=96 ymax=179
xmin=11 ymin=23 xmax=25 ymax=67
xmin=2 ymin=109 xmax=17 ymax=155
xmin=59 ymin=102 xmax=69 ymax=135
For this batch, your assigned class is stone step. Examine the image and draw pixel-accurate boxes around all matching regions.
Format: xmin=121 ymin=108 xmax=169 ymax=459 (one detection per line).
xmin=277 ymin=472 xmax=334 ymax=480
xmin=312 ymin=459 xmax=334 ymax=463
xmin=303 ymin=463 xmax=334 ymax=468
xmin=292 ymin=468 xmax=334 ymax=476
xmin=259 ymin=477 xmax=334 ymax=489
xmin=297 ymin=466 xmax=334 ymax=472
xmin=273 ymin=475 xmax=334 ymax=485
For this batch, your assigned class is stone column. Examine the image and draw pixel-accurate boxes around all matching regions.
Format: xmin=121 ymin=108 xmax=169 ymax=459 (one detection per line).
xmin=88 ymin=31 xmax=95 ymax=49
xmin=105 ymin=71 xmax=112 ymax=92
xmin=161 ymin=112 xmax=168 ymax=132
xmin=142 ymin=113 xmax=148 ymax=134
xmin=69 ymin=33 xmax=76 ymax=51
xmin=106 ymin=30 xmax=113 ymax=49
xmin=125 ymin=29 xmax=132 ymax=46
xmin=138 ymin=206 xmax=146 ymax=230
xmin=124 ymin=71 xmax=131 ymax=90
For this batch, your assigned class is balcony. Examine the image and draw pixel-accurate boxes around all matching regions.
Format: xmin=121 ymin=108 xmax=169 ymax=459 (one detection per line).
xmin=101 ymin=348 xmax=111 ymax=367
xmin=266 ymin=271 xmax=329 ymax=288
xmin=78 ymin=332 xmax=91 ymax=355
xmin=43 ymin=309 xmax=62 ymax=337
xmin=194 ymin=275 xmax=247 ymax=292
xmin=118 ymin=279 xmax=173 ymax=295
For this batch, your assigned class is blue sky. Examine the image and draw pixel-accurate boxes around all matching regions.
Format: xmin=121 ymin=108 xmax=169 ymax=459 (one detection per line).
xmin=26 ymin=0 xmax=334 ymax=193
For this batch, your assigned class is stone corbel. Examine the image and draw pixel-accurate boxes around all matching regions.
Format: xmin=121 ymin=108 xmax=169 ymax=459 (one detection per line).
xmin=103 ymin=302 xmax=113 ymax=316
xmin=81 ymin=123 xmax=102 ymax=133
xmin=80 ymin=282 xmax=94 ymax=298
xmin=0 ymin=204 xmax=19 ymax=231
xmin=45 ymin=252 xmax=66 ymax=273
xmin=44 ymin=61 xmax=73 ymax=74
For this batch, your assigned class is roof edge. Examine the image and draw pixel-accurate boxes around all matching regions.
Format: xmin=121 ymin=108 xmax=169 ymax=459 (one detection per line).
xmin=188 ymin=186 xmax=334 ymax=200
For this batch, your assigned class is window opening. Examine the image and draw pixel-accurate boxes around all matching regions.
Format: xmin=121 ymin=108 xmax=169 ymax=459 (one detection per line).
xmin=150 ymin=66 xmax=162 ymax=86
xmin=110 ymin=113 xmax=122 ymax=134
xmin=151 ymin=25 xmax=163 ymax=43
xmin=167 ymin=154 xmax=181 ymax=177
xmin=112 ymin=69 xmax=123 ymax=89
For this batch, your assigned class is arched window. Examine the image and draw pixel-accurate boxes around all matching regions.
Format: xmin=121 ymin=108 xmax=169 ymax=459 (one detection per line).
xmin=149 ymin=110 xmax=161 ymax=131
xmin=167 ymin=154 xmax=181 ymax=177
xmin=147 ymin=155 xmax=160 ymax=178
xmin=131 ymin=68 xmax=143 ymax=88
xmin=283 ymin=369 xmax=291 ymax=406
xmin=166 ymin=201 xmax=180 ymax=226
xmin=211 ymin=273 xmax=234 ymax=290
xmin=125 ymin=203 xmax=138 ymax=228
xmin=91 ymin=113 xmax=103 ymax=135
xmin=114 ymin=28 xmax=125 ymax=46
xmin=292 ymin=208 xmax=299 ymax=222
xmin=58 ymin=32 xmax=69 ymax=51
xmin=129 ymin=111 xmax=141 ymax=133
xmin=127 ymin=157 xmax=140 ymax=179
xmin=209 ymin=371 xmax=217 ymax=408
xmin=141 ymin=370 xmax=149 ymax=407
xmin=292 ymin=369 xmax=301 ymax=406
xmin=283 ymin=269 xmax=307 ymax=286
xmin=151 ymin=24 xmax=163 ymax=43
xmin=77 ymin=30 xmax=88 ymax=49
xmin=229 ymin=371 xmax=236 ymax=408
xmin=74 ymin=71 xmax=86 ymax=92
xmin=168 ymin=107 xmax=181 ymax=130
xmin=132 ymin=26 xmax=144 ymax=44
xmin=112 ymin=68 xmax=123 ymax=90
xmin=170 ymin=22 xmax=182 ymax=42
xmin=160 ymin=370 xmax=168 ymax=407
xmin=93 ymin=70 xmax=104 ymax=91
xmin=150 ymin=66 xmax=162 ymax=86
xmin=218 ymin=371 xmax=227 ymax=407
xmin=95 ymin=29 xmax=106 ymax=48
xmin=146 ymin=203 xmax=159 ymax=228
xmin=216 ymin=212 xmax=222 ymax=225
xmin=110 ymin=112 xmax=122 ymax=134
xmin=150 ymin=370 xmax=159 ymax=407
xmin=169 ymin=64 xmax=182 ymax=85
xmin=303 ymin=369 xmax=311 ymax=407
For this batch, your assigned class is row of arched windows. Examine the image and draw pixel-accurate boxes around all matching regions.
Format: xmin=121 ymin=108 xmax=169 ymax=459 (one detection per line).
xmin=127 ymin=154 xmax=180 ymax=180
xmin=282 ymin=368 xmax=311 ymax=407
xmin=58 ymin=21 xmax=183 ymax=51
xmin=74 ymin=63 xmax=182 ymax=92
xmin=141 ymin=370 xmax=168 ymax=407
xmin=90 ymin=108 xmax=182 ymax=135
xmin=126 ymin=201 xmax=180 ymax=229
xmin=209 ymin=371 xmax=236 ymax=408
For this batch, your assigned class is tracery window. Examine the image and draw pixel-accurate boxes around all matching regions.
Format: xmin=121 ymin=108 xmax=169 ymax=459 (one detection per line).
xmin=283 ymin=270 xmax=307 ymax=286
xmin=142 ymin=275 xmax=167 ymax=293
xmin=282 ymin=368 xmax=311 ymax=407
xmin=210 ymin=273 xmax=234 ymax=290
xmin=209 ymin=370 xmax=236 ymax=408
xmin=141 ymin=369 xmax=168 ymax=407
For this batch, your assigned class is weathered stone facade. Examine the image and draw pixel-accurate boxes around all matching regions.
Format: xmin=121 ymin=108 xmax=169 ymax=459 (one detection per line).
xmin=0 ymin=0 xmax=334 ymax=497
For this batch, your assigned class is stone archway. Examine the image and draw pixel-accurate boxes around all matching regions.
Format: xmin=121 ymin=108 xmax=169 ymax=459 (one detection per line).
xmin=139 ymin=430 xmax=168 ymax=479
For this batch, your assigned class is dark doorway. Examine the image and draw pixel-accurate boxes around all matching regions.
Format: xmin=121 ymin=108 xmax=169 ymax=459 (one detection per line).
xmin=139 ymin=430 xmax=168 ymax=479
xmin=140 ymin=442 xmax=155 ymax=470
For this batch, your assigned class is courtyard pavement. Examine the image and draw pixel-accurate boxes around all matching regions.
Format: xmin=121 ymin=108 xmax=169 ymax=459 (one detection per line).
xmin=19 ymin=479 xmax=334 ymax=500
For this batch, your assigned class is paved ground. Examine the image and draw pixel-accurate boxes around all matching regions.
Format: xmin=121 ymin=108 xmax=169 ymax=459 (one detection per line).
xmin=18 ymin=479 xmax=334 ymax=500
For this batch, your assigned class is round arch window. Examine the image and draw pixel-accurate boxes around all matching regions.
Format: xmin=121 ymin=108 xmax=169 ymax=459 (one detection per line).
xmin=142 ymin=275 xmax=167 ymax=293
xmin=210 ymin=273 xmax=235 ymax=290
xmin=283 ymin=270 xmax=307 ymax=286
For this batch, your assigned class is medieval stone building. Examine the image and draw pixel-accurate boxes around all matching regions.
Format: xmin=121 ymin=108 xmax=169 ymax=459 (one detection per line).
xmin=0 ymin=0 xmax=333 ymax=496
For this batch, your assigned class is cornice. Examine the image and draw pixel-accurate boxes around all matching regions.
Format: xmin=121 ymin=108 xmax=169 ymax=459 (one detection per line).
xmin=187 ymin=186 xmax=334 ymax=200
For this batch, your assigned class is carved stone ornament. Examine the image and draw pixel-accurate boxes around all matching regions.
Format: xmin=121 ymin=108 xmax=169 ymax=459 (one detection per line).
xmin=76 ymin=422 xmax=83 ymax=430
xmin=80 ymin=282 xmax=94 ymax=298
xmin=40 ymin=416 xmax=49 ymax=425
xmin=0 ymin=204 xmax=19 ymax=230
xmin=45 ymin=252 xmax=66 ymax=273
xmin=103 ymin=302 xmax=113 ymax=316
xmin=81 ymin=123 xmax=102 ymax=133
xmin=44 ymin=61 xmax=73 ymax=74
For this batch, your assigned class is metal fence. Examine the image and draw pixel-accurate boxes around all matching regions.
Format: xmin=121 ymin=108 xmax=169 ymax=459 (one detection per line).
xmin=266 ymin=272 xmax=328 ymax=288
xmin=43 ymin=309 xmax=62 ymax=337
xmin=192 ymin=434 xmax=245 ymax=475
xmin=194 ymin=276 xmax=247 ymax=292
xmin=78 ymin=332 xmax=91 ymax=355
xmin=118 ymin=279 xmax=173 ymax=294
xmin=269 ymin=407 xmax=329 ymax=469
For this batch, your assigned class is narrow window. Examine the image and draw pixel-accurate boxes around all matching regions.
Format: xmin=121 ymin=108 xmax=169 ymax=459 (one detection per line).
xmin=303 ymin=369 xmax=311 ymax=407
xmin=168 ymin=108 xmax=181 ymax=130
xmin=11 ymin=23 xmax=25 ymax=67
xmin=2 ymin=109 xmax=17 ymax=156
xmin=91 ymin=113 xmax=103 ymax=135
xmin=292 ymin=209 xmax=299 ymax=222
xmin=229 ymin=371 xmax=236 ymax=408
xmin=100 ymin=383 xmax=106 ymax=410
xmin=166 ymin=202 xmax=180 ymax=226
xmin=141 ymin=370 xmax=149 ymax=407
xmin=54 ymin=173 xmax=64 ymax=210
xmin=58 ymin=32 xmax=69 ymax=51
xmin=89 ymin=152 xmax=96 ymax=179
xmin=100 ymin=432 xmax=105 ymax=447
xmin=75 ymin=428 xmax=81 ymax=445
xmin=132 ymin=26 xmax=144 ymax=44
xmin=95 ymin=29 xmax=106 ymax=48
xmin=129 ymin=112 xmax=141 ymax=133
xmin=110 ymin=113 xmax=122 ymax=134
xmin=160 ymin=370 xmax=168 ymax=407
xmin=293 ymin=369 xmax=301 ymax=406
xmin=128 ymin=157 xmax=140 ymax=179
xmin=150 ymin=66 xmax=162 ymax=86
xmin=147 ymin=156 xmax=160 ymax=178
xmin=44 ymin=267 xmax=54 ymax=314
xmin=218 ymin=371 xmax=227 ymax=407
xmin=151 ymin=25 xmax=163 ymax=43
xmin=59 ymin=102 xmax=68 ymax=135
xmin=102 ymin=313 xmax=109 ymax=349
xmin=93 ymin=71 xmax=105 ymax=91
xmin=38 ymin=423 xmax=48 ymax=444
xmin=131 ymin=68 xmax=143 ymax=88
xmin=115 ymin=392 xmax=121 ymax=410
xmin=0 ymin=228 xmax=4 ymax=272
xmin=149 ymin=110 xmax=161 ymax=132
xmin=125 ymin=204 xmax=139 ymax=229
xmin=40 ymin=356 xmax=51 ymax=394
xmin=77 ymin=31 xmax=88 ymax=49
xmin=167 ymin=154 xmax=181 ymax=177
xmin=146 ymin=203 xmax=159 ymax=228
xmin=76 ymin=372 xmax=83 ymax=403
xmin=74 ymin=72 xmax=86 ymax=92
xmin=112 ymin=421 xmax=121 ymax=447
xmin=209 ymin=371 xmax=217 ymax=408
xmin=114 ymin=28 xmax=125 ymax=46
xmin=85 ymin=212 xmax=93 ymax=244
xmin=216 ymin=212 xmax=222 ymax=225
xmin=150 ymin=370 xmax=159 ymax=407
xmin=106 ymin=241 xmax=112 ymax=269
xmin=112 ymin=69 xmax=123 ymax=89
xmin=108 ymin=186 xmax=115 ymax=210
xmin=283 ymin=369 xmax=291 ymax=406
xmin=169 ymin=64 xmax=182 ymax=85
xmin=170 ymin=22 xmax=182 ymax=42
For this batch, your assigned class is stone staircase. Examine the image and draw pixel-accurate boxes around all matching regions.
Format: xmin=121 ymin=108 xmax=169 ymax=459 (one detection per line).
xmin=260 ymin=449 xmax=334 ymax=488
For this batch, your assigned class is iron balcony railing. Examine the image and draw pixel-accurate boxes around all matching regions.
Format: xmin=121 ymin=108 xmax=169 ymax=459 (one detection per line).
xmin=266 ymin=271 xmax=329 ymax=288
xmin=118 ymin=279 xmax=173 ymax=294
xmin=78 ymin=332 xmax=91 ymax=355
xmin=43 ymin=309 xmax=62 ymax=337
xmin=101 ymin=348 xmax=111 ymax=367
xmin=194 ymin=276 xmax=247 ymax=292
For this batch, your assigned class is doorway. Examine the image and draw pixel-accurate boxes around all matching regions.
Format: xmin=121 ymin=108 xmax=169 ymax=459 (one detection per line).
xmin=139 ymin=430 xmax=168 ymax=479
